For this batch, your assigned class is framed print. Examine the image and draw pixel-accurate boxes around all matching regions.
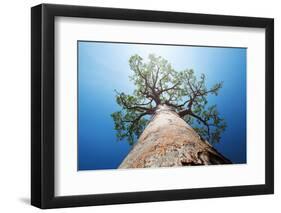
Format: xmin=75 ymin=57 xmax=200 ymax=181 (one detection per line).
xmin=31 ymin=3 xmax=274 ymax=209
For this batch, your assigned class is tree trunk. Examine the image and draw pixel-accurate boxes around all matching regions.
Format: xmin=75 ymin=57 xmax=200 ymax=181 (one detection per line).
xmin=119 ymin=104 xmax=231 ymax=169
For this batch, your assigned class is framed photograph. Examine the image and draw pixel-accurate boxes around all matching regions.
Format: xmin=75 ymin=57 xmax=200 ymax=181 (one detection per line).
xmin=31 ymin=3 xmax=274 ymax=209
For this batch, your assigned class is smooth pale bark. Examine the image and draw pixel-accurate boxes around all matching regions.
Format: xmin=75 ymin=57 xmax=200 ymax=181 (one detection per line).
xmin=119 ymin=104 xmax=231 ymax=169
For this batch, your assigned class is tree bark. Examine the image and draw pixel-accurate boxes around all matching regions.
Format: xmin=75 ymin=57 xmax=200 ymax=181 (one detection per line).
xmin=118 ymin=104 xmax=231 ymax=169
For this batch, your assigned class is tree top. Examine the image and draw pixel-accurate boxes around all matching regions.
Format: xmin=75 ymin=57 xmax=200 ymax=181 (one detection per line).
xmin=111 ymin=54 xmax=226 ymax=145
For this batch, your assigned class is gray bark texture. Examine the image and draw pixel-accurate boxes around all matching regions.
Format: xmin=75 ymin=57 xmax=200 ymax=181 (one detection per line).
xmin=119 ymin=104 xmax=231 ymax=169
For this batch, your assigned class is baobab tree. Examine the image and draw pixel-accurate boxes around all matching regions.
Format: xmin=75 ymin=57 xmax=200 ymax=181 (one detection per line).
xmin=111 ymin=54 xmax=231 ymax=168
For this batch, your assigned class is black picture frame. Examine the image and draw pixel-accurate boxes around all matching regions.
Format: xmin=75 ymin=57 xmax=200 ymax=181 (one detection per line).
xmin=31 ymin=3 xmax=274 ymax=209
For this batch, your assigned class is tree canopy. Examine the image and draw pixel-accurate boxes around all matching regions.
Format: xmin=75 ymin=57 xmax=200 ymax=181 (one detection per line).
xmin=111 ymin=54 xmax=226 ymax=145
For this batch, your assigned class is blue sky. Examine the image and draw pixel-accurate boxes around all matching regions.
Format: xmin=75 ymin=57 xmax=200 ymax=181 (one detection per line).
xmin=78 ymin=41 xmax=246 ymax=170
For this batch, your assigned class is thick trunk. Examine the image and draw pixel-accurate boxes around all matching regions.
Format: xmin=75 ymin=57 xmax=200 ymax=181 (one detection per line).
xmin=119 ymin=104 xmax=231 ymax=169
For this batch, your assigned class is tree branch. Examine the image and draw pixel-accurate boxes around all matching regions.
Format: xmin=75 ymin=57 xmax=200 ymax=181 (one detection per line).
xmin=189 ymin=111 xmax=210 ymax=138
xmin=135 ymin=62 xmax=161 ymax=104
xmin=176 ymin=99 xmax=190 ymax=108
xmin=119 ymin=95 xmax=155 ymax=114
xmin=160 ymin=81 xmax=181 ymax=93
xmin=178 ymin=108 xmax=191 ymax=117
xmin=153 ymin=65 xmax=160 ymax=89
xmin=121 ymin=112 xmax=149 ymax=124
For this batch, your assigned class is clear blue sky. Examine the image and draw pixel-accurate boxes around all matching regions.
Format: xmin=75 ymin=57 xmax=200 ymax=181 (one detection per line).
xmin=78 ymin=41 xmax=246 ymax=170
